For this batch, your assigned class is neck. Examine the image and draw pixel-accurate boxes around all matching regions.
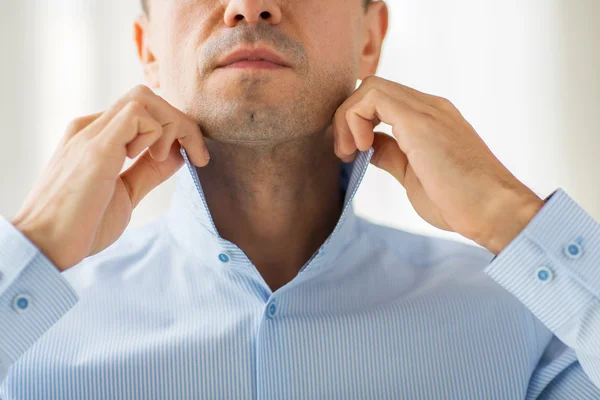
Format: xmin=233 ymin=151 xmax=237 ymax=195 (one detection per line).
xmin=196 ymin=128 xmax=342 ymax=291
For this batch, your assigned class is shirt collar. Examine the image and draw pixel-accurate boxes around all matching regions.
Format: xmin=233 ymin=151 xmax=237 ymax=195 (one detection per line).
xmin=167 ymin=146 xmax=374 ymax=275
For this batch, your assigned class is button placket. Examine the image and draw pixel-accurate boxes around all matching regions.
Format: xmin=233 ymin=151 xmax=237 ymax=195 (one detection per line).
xmin=266 ymin=299 xmax=278 ymax=319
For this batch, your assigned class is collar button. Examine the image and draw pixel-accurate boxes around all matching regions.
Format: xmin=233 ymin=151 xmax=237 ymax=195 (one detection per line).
xmin=218 ymin=252 xmax=231 ymax=263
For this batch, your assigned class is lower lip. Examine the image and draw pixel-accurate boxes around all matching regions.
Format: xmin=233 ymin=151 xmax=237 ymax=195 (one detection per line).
xmin=221 ymin=60 xmax=288 ymax=70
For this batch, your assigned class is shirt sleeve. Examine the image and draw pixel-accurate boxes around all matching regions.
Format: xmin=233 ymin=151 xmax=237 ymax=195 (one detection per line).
xmin=485 ymin=188 xmax=600 ymax=391
xmin=0 ymin=216 xmax=79 ymax=383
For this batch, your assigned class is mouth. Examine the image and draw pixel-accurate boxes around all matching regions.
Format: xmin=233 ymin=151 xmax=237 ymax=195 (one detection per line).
xmin=215 ymin=46 xmax=292 ymax=70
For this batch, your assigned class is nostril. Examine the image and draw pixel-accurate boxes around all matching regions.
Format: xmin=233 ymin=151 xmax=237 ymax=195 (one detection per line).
xmin=260 ymin=11 xmax=271 ymax=19
xmin=235 ymin=14 xmax=244 ymax=21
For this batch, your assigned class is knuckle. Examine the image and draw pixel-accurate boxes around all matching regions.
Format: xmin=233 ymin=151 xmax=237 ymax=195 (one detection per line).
xmin=333 ymin=106 xmax=345 ymax=122
xmin=362 ymin=75 xmax=379 ymax=86
xmin=65 ymin=117 xmax=87 ymax=135
xmin=146 ymin=120 xmax=163 ymax=138
xmin=169 ymin=119 xmax=181 ymax=131
xmin=422 ymin=112 xmax=437 ymax=124
xmin=436 ymin=96 xmax=454 ymax=109
xmin=124 ymin=100 xmax=145 ymax=115
xmin=366 ymin=87 xmax=383 ymax=101
xmin=161 ymin=122 xmax=177 ymax=141
xmin=130 ymin=84 xmax=152 ymax=98
xmin=416 ymin=113 xmax=437 ymax=132
xmin=344 ymin=107 xmax=355 ymax=121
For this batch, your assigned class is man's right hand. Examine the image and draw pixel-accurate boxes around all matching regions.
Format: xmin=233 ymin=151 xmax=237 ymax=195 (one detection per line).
xmin=10 ymin=85 xmax=210 ymax=272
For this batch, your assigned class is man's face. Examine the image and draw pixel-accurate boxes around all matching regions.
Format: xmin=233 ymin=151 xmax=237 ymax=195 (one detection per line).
xmin=137 ymin=1 xmax=386 ymax=145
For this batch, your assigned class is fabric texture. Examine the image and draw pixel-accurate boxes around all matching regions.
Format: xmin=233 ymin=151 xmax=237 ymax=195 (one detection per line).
xmin=1 ymin=147 xmax=599 ymax=399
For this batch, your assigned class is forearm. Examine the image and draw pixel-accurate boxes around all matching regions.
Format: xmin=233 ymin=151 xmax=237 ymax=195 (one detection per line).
xmin=0 ymin=217 xmax=78 ymax=382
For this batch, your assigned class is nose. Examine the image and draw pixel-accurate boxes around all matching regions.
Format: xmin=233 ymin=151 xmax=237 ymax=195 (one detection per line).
xmin=224 ymin=0 xmax=282 ymax=27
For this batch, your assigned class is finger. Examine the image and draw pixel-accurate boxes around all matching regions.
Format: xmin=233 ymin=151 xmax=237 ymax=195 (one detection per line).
xmin=98 ymin=101 xmax=163 ymax=152
xmin=333 ymin=98 xmax=360 ymax=160
xmin=83 ymin=86 xmax=156 ymax=136
xmin=333 ymin=78 xmax=409 ymax=160
xmin=347 ymin=105 xmax=375 ymax=152
xmin=125 ymin=119 xmax=164 ymax=159
xmin=64 ymin=112 xmax=104 ymax=136
xmin=331 ymin=117 xmax=355 ymax=163
xmin=151 ymin=122 xmax=210 ymax=167
xmin=334 ymin=77 xmax=445 ymax=159
xmin=347 ymin=88 xmax=416 ymax=152
xmin=60 ymin=112 xmax=104 ymax=146
xmin=370 ymin=131 xmax=409 ymax=187
xmin=121 ymin=88 xmax=209 ymax=166
xmin=120 ymin=141 xmax=184 ymax=209
xmin=86 ymin=85 xmax=210 ymax=167
xmin=177 ymin=124 xmax=210 ymax=167
xmin=361 ymin=76 xmax=440 ymax=110
xmin=148 ymin=121 xmax=179 ymax=162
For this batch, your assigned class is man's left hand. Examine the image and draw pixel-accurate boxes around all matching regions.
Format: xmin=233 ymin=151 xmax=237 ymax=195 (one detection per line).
xmin=333 ymin=76 xmax=545 ymax=255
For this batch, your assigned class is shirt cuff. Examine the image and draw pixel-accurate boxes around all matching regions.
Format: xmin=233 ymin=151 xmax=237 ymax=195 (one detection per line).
xmin=484 ymin=188 xmax=599 ymax=333
xmin=0 ymin=217 xmax=41 ymax=295
xmin=0 ymin=216 xmax=79 ymax=376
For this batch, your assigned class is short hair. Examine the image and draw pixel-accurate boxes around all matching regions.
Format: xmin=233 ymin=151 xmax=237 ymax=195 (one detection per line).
xmin=141 ymin=0 xmax=372 ymax=15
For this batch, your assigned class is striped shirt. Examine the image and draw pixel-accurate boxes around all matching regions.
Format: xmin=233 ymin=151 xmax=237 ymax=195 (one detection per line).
xmin=1 ymin=148 xmax=599 ymax=399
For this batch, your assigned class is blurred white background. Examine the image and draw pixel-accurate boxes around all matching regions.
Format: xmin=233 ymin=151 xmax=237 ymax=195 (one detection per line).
xmin=1 ymin=1 xmax=599 ymax=246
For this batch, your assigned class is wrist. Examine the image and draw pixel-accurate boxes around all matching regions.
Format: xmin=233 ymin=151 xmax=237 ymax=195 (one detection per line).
xmin=476 ymin=187 xmax=544 ymax=255
xmin=11 ymin=214 xmax=67 ymax=272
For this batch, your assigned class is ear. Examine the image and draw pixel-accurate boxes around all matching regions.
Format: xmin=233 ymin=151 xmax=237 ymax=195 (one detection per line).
xmin=134 ymin=14 xmax=160 ymax=89
xmin=358 ymin=1 xmax=389 ymax=79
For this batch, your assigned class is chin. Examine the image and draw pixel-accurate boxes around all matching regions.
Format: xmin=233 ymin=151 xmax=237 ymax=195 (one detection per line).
xmin=182 ymin=70 xmax=350 ymax=143
xmin=195 ymin=100 xmax=322 ymax=144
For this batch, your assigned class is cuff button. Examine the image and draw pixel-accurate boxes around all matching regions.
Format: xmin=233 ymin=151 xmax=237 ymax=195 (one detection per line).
xmin=12 ymin=294 xmax=32 ymax=313
xmin=535 ymin=266 xmax=554 ymax=284
xmin=564 ymin=242 xmax=583 ymax=260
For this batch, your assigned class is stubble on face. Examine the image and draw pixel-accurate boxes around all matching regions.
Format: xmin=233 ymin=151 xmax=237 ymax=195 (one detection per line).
xmin=176 ymin=21 xmax=356 ymax=148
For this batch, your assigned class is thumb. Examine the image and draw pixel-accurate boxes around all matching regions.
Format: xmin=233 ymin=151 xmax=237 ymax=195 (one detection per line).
xmin=120 ymin=141 xmax=185 ymax=209
xmin=370 ymin=131 xmax=409 ymax=187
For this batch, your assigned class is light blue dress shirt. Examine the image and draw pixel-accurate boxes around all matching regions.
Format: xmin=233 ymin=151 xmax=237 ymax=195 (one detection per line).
xmin=1 ymin=148 xmax=600 ymax=399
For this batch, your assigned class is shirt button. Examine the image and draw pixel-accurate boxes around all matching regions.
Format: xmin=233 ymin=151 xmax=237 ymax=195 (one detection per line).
xmin=12 ymin=294 xmax=32 ymax=313
xmin=267 ymin=301 xmax=278 ymax=318
xmin=535 ymin=266 xmax=554 ymax=283
xmin=218 ymin=252 xmax=231 ymax=263
xmin=564 ymin=242 xmax=583 ymax=260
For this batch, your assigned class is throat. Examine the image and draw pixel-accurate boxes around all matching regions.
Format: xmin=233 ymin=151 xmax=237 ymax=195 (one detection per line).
xmin=244 ymin=188 xmax=346 ymax=292
xmin=195 ymin=133 xmax=344 ymax=292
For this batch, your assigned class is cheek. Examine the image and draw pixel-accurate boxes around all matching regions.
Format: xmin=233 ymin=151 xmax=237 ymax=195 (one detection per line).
xmin=300 ymin=6 xmax=361 ymax=81
xmin=155 ymin=7 xmax=213 ymax=105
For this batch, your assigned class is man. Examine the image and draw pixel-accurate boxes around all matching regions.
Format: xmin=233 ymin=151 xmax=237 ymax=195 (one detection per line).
xmin=0 ymin=0 xmax=599 ymax=398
